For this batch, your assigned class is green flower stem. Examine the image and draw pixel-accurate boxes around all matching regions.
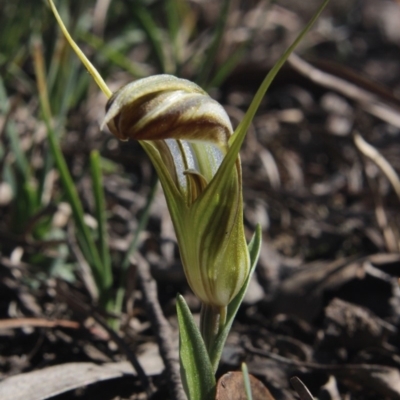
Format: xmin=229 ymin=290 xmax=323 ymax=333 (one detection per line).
xmin=200 ymin=303 xmax=226 ymax=354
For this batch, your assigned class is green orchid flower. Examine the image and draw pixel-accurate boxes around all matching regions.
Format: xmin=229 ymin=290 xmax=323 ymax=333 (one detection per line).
xmin=46 ymin=0 xmax=253 ymax=322
xmin=47 ymin=0 xmax=328 ymax=339
xmin=103 ymin=74 xmax=249 ymax=308
xmin=46 ymin=2 xmax=330 ymax=395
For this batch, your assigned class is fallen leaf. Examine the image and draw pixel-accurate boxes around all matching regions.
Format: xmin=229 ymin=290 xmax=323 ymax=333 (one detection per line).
xmin=216 ymin=371 xmax=276 ymax=400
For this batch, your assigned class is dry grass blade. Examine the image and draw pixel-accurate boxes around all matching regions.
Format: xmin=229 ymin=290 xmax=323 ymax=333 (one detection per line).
xmin=353 ymin=131 xmax=400 ymax=202
xmin=67 ymin=223 xmax=99 ymax=302
xmin=289 ymin=54 xmax=400 ymax=128
xmin=93 ymin=0 xmax=112 ymax=37
xmin=290 ymin=377 xmax=314 ymax=400
xmin=0 ymin=318 xmax=79 ymax=330
xmin=373 ymin=194 xmax=399 ymax=253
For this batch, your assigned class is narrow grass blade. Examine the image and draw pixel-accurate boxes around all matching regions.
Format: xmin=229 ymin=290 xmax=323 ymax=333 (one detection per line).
xmin=177 ymin=294 xmax=216 ymax=400
xmin=47 ymin=36 xmax=65 ymax=98
xmin=208 ymin=44 xmax=247 ymax=88
xmin=165 ymin=0 xmax=192 ymax=68
xmin=37 ymin=58 xmax=85 ymax=207
xmin=6 ymin=122 xmax=31 ymax=181
xmin=0 ymin=75 xmax=8 ymax=112
xmin=209 ymin=0 xmax=269 ymax=88
xmin=80 ymin=32 xmax=147 ymax=78
xmin=134 ymin=2 xmax=171 ymax=73
xmin=113 ymin=177 xmax=158 ymax=321
xmin=209 ymin=224 xmax=262 ymax=372
xmin=165 ymin=0 xmax=180 ymax=51
xmin=90 ymin=150 xmax=112 ymax=288
xmin=6 ymin=121 xmax=40 ymax=233
xmin=354 ymin=131 xmax=400 ymax=202
xmin=32 ymin=38 xmax=109 ymax=301
xmin=57 ymin=58 xmax=84 ymax=117
xmin=196 ymin=0 xmax=230 ymax=87
xmin=242 ymin=363 xmax=253 ymax=400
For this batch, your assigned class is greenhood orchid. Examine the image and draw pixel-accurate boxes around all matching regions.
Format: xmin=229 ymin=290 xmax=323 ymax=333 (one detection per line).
xmin=47 ymin=0 xmax=327 ymax=325
xmin=46 ymin=0 xmax=329 ymax=396
xmin=46 ymin=0 xmax=258 ymax=317
xmin=103 ymin=74 xmax=249 ymax=308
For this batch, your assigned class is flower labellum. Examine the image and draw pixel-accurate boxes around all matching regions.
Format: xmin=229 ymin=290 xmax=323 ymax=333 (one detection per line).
xmin=103 ymin=75 xmax=250 ymax=307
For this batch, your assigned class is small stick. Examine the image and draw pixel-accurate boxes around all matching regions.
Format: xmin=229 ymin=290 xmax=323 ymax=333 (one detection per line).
xmin=0 ymin=318 xmax=80 ymax=330
xmin=288 ymin=53 xmax=400 ymax=128
xmin=135 ymin=253 xmax=186 ymax=400
xmin=290 ymin=377 xmax=314 ymax=400
xmin=353 ymin=131 xmax=400 ymax=202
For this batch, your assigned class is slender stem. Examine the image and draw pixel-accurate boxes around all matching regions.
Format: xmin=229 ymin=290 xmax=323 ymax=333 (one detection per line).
xmin=200 ymin=303 xmax=226 ymax=355
xmin=219 ymin=305 xmax=227 ymax=331
xmin=47 ymin=0 xmax=112 ymax=98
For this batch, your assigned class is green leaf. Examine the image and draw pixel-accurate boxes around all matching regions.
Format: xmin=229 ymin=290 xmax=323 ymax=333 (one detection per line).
xmin=177 ymin=294 xmax=216 ymax=400
xmin=208 ymin=43 xmax=247 ymax=88
xmin=165 ymin=0 xmax=180 ymax=57
xmin=196 ymin=0 xmax=230 ymax=87
xmin=79 ymin=32 xmax=147 ymax=78
xmin=90 ymin=150 xmax=112 ymax=289
xmin=134 ymin=1 xmax=172 ymax=73
xmin=0 ymin=74 xmax=8 ymax=113
xmin=242 ymin=363 xmax=253 ymax=400
xmin=209 ymin=224 xmax=262 ymax=372
xmin=7 ymin=121 xmax=31 ymax=181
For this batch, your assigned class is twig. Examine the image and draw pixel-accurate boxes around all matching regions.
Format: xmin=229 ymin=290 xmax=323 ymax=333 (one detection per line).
xmin=246 ymin=344 xmax=397 ymax=373
xmin=288 ymin=53 xmax=400 ymax=128
xmin=0 ymin=318 xmax=80 ymax=330
xmin=353 ymin=131 xmax=400 ymax=252
xmin=353 ymin=131 xmax=400 ymax=202
xmin=290 ymin=377 xmax=314 ymax=400
xmin=135 ymin=253 xmax=186 ymax=400
xmin=67 ymin=222 xmax=99 ymax=302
